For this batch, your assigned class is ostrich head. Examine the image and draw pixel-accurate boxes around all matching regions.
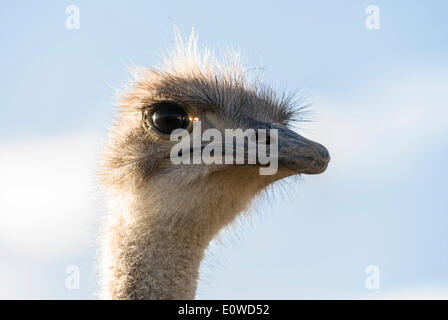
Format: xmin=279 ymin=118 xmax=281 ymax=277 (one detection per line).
xmin=99 ymin=30 xmax=330 ymax=299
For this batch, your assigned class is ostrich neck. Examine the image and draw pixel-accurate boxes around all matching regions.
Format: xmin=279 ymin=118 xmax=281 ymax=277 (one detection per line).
xmin=101 ymin=191 xmax=214 ymax=300
xmin=100 ymin=167 xmax=274 ymax=299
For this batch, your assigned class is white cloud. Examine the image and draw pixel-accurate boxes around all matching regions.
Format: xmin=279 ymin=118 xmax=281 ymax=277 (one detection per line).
xmin=0 ymin=132 xmax=103 ymax=256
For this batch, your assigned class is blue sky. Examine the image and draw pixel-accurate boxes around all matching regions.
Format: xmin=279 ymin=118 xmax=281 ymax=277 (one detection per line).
xmin=1 ymin=1 xmax=447 ymax=299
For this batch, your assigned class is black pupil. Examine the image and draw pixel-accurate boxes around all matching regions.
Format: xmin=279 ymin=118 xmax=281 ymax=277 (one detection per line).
xmin=150 ymin=103 xmax=189 ymax=134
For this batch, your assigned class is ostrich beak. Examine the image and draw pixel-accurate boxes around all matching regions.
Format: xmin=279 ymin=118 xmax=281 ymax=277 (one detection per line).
xmin=243 ymin=117 xmax=330 ymax=175
xmin=273 ymin=123 xmax=330 ymax=175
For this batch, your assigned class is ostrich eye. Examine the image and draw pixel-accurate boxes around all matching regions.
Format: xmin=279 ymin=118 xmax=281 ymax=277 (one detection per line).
xmin=144 ymin=102 xmax=190 ymax=135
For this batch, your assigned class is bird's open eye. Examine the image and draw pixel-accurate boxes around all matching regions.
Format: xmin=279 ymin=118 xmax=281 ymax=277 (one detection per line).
xmin=143 ymin=102 xmax=190 ymax=135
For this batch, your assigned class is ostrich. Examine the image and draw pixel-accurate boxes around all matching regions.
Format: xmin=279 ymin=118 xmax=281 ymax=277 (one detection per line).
xmin=99 ymin=30 xmax=330 ymax=299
